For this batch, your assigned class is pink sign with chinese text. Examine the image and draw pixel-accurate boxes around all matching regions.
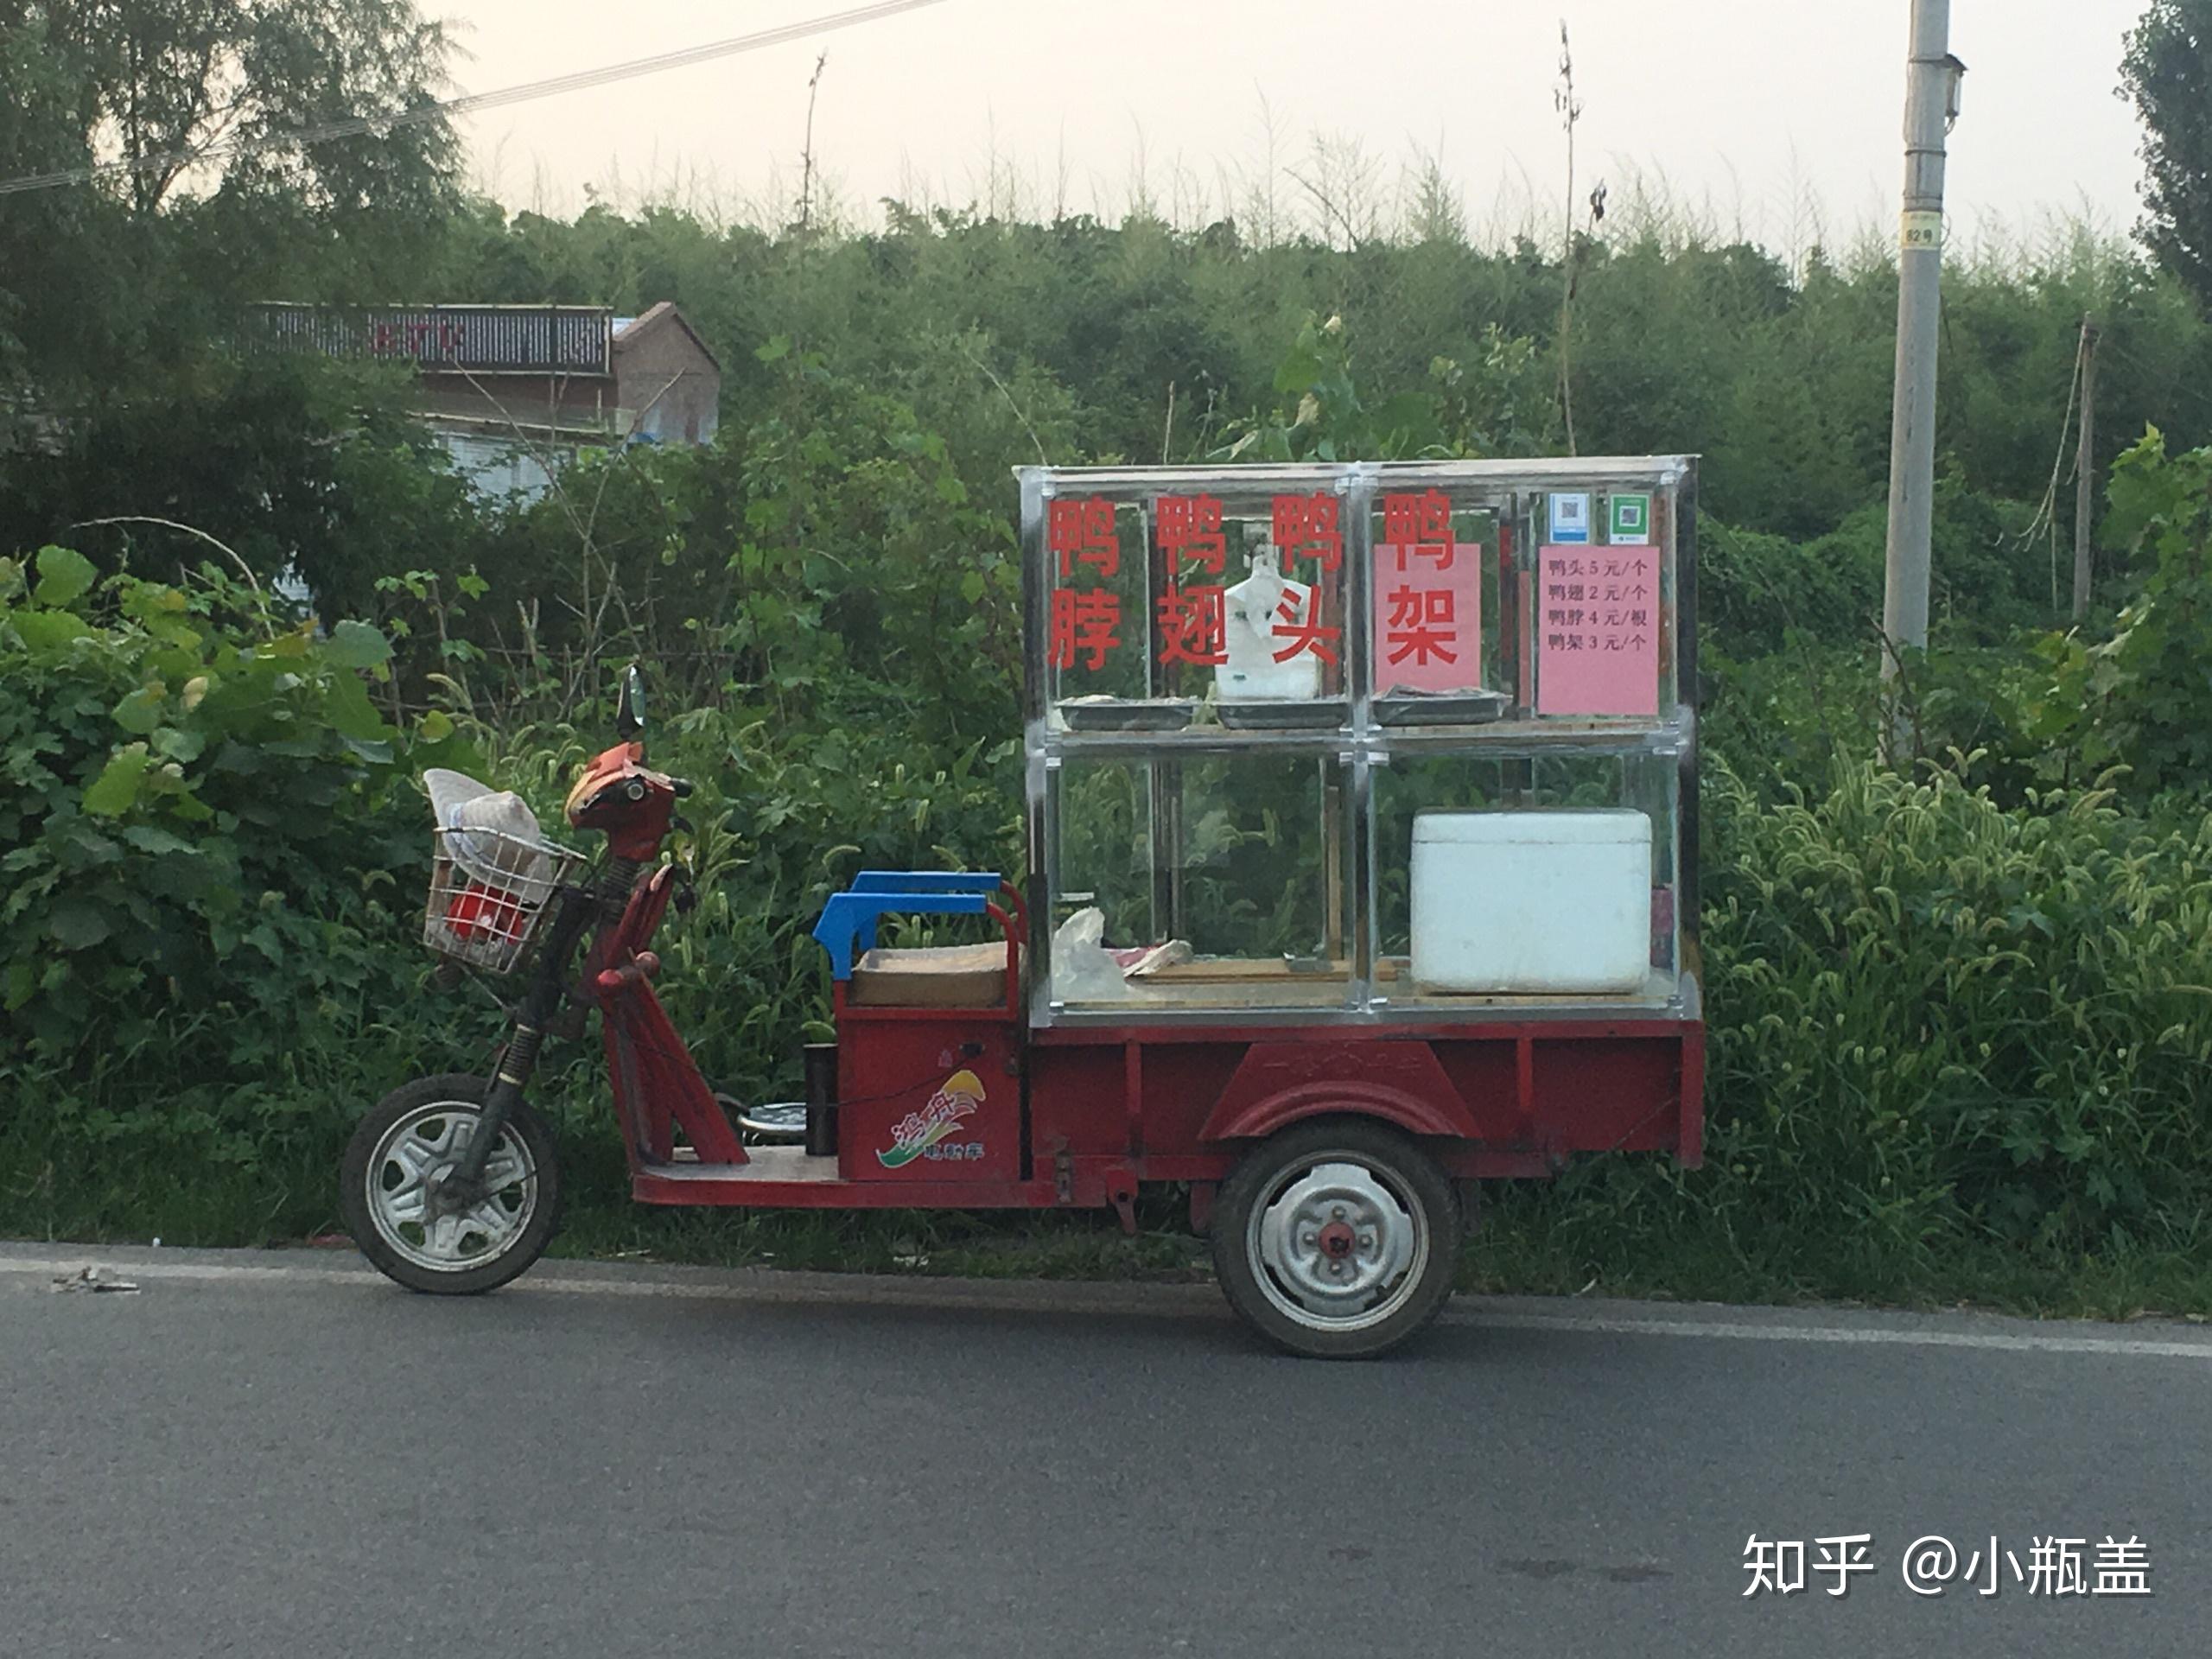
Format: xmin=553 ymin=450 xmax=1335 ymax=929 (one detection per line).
xmin=1535 ymin=544 xmax=1660 ymax=716
xmin=1372 ymin=542 xmax=1483 ymax=694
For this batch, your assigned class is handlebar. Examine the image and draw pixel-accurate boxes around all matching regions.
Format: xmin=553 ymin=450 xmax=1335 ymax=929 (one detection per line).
xmin=666 ymin=776 xmax=694 ymax=798
xmin=594 ymin=951 xmax=661 ymax=994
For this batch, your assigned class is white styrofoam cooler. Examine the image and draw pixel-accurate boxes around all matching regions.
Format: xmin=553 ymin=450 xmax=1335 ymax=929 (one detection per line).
xmin=1409 ymin=809 xmax=1653 ymax=994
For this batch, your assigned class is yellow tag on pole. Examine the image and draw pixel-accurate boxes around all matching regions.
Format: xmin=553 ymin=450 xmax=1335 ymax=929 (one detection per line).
xmin=1901 ymin=209 xmax=1944 ymax=253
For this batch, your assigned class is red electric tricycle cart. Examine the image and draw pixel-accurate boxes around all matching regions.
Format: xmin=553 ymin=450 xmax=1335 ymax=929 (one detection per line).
xmin=340 ymin=457 xmax=1705 ymax=1358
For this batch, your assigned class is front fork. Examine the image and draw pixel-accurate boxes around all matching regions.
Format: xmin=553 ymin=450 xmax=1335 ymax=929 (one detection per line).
xmin=448 ymin=860 xmax=639 ymax=1188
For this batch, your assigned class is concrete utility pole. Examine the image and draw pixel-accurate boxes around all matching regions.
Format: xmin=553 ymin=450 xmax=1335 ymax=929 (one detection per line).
xmin=2072 ymin=315 xmax=2100 ymax=621
xmin=1879 ymin=0 xmax=1965 ymax=753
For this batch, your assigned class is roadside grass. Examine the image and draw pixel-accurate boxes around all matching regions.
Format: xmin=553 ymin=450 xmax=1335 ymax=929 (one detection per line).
xmin=8 ymin=1120 xmax=2209 ymax=1325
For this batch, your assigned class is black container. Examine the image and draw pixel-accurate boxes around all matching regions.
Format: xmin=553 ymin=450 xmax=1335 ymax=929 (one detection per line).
xmin=802 ymin=1042 xmax=839 ymax=1157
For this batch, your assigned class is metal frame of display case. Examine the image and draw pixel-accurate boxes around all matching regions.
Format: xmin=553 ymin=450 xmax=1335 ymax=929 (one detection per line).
xmin=1018 ymin=457 xmax=1700 ymax=1032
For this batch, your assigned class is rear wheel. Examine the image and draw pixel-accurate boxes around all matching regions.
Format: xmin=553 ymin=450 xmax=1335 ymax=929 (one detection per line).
xmin=340 ymin=1073 xmax=562 ymax=1294
xmin=1212 ymin=1119 xmax=1461 ymax=1359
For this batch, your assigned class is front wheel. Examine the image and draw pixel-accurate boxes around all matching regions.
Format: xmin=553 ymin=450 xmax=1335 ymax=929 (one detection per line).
xmin=340 ymin=1073 xmax=562 ymax=1294
xmin=1212 ymin=1119 xmax=1461 ymax=1359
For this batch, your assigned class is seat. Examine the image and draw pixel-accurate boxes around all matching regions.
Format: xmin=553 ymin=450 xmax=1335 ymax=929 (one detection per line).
xmin=848 ymin=942 xmax=1017 ymax=1009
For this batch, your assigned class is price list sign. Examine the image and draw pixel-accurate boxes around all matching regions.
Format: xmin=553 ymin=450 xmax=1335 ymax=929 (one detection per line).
xmin=1535 ymin=543 xmax=1660 ymax=716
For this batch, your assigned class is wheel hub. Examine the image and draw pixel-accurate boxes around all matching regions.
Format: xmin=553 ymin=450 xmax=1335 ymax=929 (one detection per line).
xmin=1249 ymin=1158 xmax=1427 ymax=1332
xmin=364 ymin=1103 xmax=537 ymax=1274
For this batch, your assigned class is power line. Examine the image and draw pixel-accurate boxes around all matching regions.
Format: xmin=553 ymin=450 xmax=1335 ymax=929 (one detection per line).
xmin=0 ymin=0 xmax=956 ymax=200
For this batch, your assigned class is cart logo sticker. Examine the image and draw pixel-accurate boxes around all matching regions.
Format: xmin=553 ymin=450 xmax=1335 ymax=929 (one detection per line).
xmin=878 ymin=1069 xmax=987 ymax=1168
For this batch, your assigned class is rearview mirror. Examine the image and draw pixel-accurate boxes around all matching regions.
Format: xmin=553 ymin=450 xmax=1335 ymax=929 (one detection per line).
xmin=615 ymin=664 xmax=646 ymax=739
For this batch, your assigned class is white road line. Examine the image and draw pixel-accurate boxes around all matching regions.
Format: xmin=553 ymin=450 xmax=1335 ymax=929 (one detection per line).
xmin=4 ymin=1252 xmax=2209 ymax=1359
xmin=1454 ymin=1310 xmax=2212 ymax=1360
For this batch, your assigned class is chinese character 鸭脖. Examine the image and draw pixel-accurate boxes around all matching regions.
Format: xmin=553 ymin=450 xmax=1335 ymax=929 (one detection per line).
xmin=1049 ymin=496 xmax=1119 ymax=579
xmin=1050 ymin=588 xmax=1122 ymax=671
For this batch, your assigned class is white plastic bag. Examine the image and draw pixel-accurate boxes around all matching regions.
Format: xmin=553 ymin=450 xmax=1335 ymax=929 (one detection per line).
xmin=1050 ymin=906 xmax=1131 ymax=1001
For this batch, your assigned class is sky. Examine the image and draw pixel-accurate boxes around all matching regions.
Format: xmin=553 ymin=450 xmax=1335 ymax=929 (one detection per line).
xmin=435 ymin=0 xmax=2152 ymax=252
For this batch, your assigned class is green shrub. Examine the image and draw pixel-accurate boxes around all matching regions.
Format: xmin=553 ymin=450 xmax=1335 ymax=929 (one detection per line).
xmin=1701 ymin=754 xmax=2212 ymax=1257
xmin=0 ymin=550 xmax=476 ymax=1205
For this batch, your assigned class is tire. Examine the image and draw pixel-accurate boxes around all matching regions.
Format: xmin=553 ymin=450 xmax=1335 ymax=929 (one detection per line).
xmin=1211 ymin=1118 xmax=1461 ymax=1360
xmin=340 ymin=1073 xmax=562 ymax=1295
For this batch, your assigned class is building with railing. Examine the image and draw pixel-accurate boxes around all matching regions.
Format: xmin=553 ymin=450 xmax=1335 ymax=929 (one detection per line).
xmin=245 ymin=301 xmax=721 ymax=499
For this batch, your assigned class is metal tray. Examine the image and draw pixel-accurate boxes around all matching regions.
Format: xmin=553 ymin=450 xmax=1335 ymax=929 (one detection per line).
xmin=734 ymin=1099 xmax=808 ymax=1142
xmin=1057 ymin=697 xmax=1198 ymax=733
xmin=1373 ymin=688 xmax=1511 ymax=727
xmin=1215 ymin=698 xmax=1352 ymax=731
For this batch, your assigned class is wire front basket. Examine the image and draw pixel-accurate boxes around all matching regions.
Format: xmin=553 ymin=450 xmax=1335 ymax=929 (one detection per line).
xmin=423 ymin=824 xmax=588 ymax=976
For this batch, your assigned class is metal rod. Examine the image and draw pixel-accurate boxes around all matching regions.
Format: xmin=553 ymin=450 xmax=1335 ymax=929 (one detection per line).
xmin=1881 ymin=0 xmax=1963 ymax=755
xmin=2072 ymin=315 xmax=2100 ymax=620
xmin=803 ymin=1042 xmax=839 ymax=1157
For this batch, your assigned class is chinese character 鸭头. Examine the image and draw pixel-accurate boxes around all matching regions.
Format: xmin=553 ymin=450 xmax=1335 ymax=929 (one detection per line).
xmin=1270 ymin=588 xmax=1340 ymax=666
xmin=1272 ymin=492 xmax=1342 ymax=573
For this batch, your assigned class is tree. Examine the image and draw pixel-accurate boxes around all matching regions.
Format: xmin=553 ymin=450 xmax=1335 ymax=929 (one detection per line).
xmin=2121 ymin=1 xmax=2212 ymax=310
xmin=8 ymin=1 xmax=456 ymax=219
xmin=0 ymin=0 xmax=461 ymax=393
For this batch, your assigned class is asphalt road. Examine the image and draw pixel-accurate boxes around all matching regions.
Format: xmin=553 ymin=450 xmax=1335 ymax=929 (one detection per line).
xmin=2 ymin=1243 xmax=2207 ymax=1659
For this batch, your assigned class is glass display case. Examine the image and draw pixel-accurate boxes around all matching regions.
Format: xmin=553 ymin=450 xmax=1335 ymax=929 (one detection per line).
xmin=1019 ymin=458 xmax=1698 ymax=1029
